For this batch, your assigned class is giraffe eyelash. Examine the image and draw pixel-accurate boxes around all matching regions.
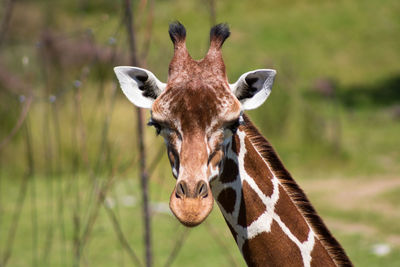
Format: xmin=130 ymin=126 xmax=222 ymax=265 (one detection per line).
xmin=227 ymin=115 xmax=245 ymax=134
xmin=147 ymin=119 xmax=162 ymax=135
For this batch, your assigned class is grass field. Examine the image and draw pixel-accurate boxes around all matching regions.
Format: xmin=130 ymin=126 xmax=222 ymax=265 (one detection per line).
xmin=1 ymin=172 xmax=400 ymax=266
xmin=1 ymin=0 xmax=400 ymax=266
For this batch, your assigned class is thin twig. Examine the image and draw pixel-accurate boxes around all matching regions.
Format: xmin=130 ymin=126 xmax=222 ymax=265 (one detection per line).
xmin=71 ymin=67 xmax=92 ymax=267
xmin=124 ymin=1 xmax=152 ymax=266
xmin=0 ymin=174 xmax=29 ymax=267
xmin=147 ymin=145 xmax=165 ymax=179
xmin=124 ymin=0 xmax=139 ymax=66
xmin=37 ymin=37 xmax=55 ymax=266
xmin=163 ymin=227 xmax=190 ymax=267
xmin=204 ymin=221 xmax=239 ymax=267
xmin=76 ymin=166 xmax=118 ymax=264
xmin=77 ymin=80 xmax=118 ymax=263
xmin=139 ymin=0 xmax=154 ymax=66
xmin=0 ymin=93 xmax=33 ymax=151
xmin=0 ymin=120 xmax=33 ymax=267
xmin=0 ymin=0 xmax=16 ymax=48
xmin=26 ymin=119 xmax=39 ymax=267
xmin=208 ymin=0 xmax=217 ymax=26
xmin=103 ymin=202 xmax=143 ymax=267
xmin=51 ymin=97 xmax=68 ymax=267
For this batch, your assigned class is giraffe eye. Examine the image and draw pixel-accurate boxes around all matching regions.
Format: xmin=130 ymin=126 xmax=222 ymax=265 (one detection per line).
xmin=227 ymin=116 xmax=244 ymax=134
xmin=228 ymin=120 xmax=240 ymax=133
xmin=147 ymin=119 xmax=162 ymax=135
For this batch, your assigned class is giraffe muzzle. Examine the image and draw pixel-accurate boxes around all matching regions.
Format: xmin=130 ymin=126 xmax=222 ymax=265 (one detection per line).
xmin=175 ymin=180 xmax=209 ymax=199
xmin=169 ymin=180 xmax=214 ymax=227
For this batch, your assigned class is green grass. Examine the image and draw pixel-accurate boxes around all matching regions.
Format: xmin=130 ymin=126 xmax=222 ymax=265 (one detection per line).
xmin=336 ymin=233 xmax=400 ymax=267
xmin=0 ymin=173 xmax=245 ymax=267
xmin=1 ymin=172 xmax=400 ymax=266
xmin=378 ymin=186 xmax=400 ymax=206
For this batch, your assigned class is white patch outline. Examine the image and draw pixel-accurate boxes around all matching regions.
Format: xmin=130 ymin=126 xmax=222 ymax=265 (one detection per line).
xmin=212 ymin=129 xmax=315 ymax=266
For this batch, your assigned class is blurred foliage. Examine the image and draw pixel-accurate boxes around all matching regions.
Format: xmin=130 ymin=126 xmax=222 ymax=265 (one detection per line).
xmin=1 ymin=0 xmax=399 ymax=176
xmin=0 ymin=0 xmax=400 ymax=266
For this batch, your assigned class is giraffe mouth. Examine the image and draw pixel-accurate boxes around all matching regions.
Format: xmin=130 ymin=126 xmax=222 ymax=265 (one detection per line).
xmin=169 ymin=180 xmax=214 ymax=227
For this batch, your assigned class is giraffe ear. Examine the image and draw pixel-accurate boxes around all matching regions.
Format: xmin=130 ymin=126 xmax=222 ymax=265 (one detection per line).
xmin=230 ymin=69 xmax=276 ymax=110
xmin=114 ymin=66 xmax=166 ymax=109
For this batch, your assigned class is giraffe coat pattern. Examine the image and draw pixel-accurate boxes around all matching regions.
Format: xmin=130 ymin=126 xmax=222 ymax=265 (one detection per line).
xmin=114 ymin=22 xmax=353 ymax=267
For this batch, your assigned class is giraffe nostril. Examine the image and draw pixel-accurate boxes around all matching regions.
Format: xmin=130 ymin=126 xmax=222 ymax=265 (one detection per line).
xmin=196 ymin=181 xmax=209 ymax=198
xmin=176 ymin=181 xmax=187 ymax=198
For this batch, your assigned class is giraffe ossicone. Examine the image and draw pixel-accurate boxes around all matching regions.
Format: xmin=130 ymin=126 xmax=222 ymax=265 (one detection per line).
xmin=114 ymin=22 xmax=352 ymax=267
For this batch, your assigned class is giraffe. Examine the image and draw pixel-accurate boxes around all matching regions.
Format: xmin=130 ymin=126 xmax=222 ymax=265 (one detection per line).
xmin=114 ymin=22 xmax=353 ymax=267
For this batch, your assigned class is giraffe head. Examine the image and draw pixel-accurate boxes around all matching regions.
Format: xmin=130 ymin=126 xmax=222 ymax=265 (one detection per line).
xmin=114 ymin=22 xmax=276 ymax=227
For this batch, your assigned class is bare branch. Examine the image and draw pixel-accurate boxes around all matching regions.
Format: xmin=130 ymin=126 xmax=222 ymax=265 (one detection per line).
xmin=163 ymin=227 xmax=190 ymax=267
xmin=0 ymin=0 xmax=15 ymax=48
xmin=124 ymin=1 xmax=152 ymax=266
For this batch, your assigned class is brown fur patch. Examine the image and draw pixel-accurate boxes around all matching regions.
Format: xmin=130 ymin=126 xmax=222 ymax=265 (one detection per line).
xmin=241 ymin=221 xmax=303 ymax=267
xmin=275 ymin=186 xmax=310 ymax=243
xmin=153 ymin=74 xmax=238 ymax=137
xmin=311 ymin=239 xmax=337 ymax=267
xmin=237 ymin=180 xmax=266 ymax=228
xmin=231 ymin=133 xmax=240 ymax=154
xmin=220 ymin=158 xmax=238 ymax=183
xmin=217 ymin=188 xmax=236 ymax=214
xmin=244 ymin=137 xmax=274 ymax=197
xmin=242 ymin=114 xmax=353 ymax=266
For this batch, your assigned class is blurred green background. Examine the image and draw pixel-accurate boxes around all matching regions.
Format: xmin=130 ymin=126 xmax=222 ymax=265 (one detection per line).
xmin=0 ymin=0 xmax=399 ymax=266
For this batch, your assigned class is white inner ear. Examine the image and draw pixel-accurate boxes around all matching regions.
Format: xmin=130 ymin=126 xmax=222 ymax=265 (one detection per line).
xmin=114 ymin=66 xmax=166 ymax=109
xmin=230 ymin=69 xmax=276 ymax=110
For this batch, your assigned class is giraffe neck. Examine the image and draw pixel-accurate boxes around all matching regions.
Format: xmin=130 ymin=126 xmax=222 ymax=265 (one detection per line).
xmin=210 ymin=115 xmax=352 ymax=267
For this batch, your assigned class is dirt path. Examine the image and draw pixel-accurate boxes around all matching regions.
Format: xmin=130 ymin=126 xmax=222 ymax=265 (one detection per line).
xmin=299 ymin=175 xmax=400 ymax=247
xmin=301 ymin=175 xmax=400 ymax=213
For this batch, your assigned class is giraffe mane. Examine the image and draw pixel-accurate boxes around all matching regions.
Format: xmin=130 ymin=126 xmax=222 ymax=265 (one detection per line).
xmin=241 ymin=114 xmax=353 ymax=267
